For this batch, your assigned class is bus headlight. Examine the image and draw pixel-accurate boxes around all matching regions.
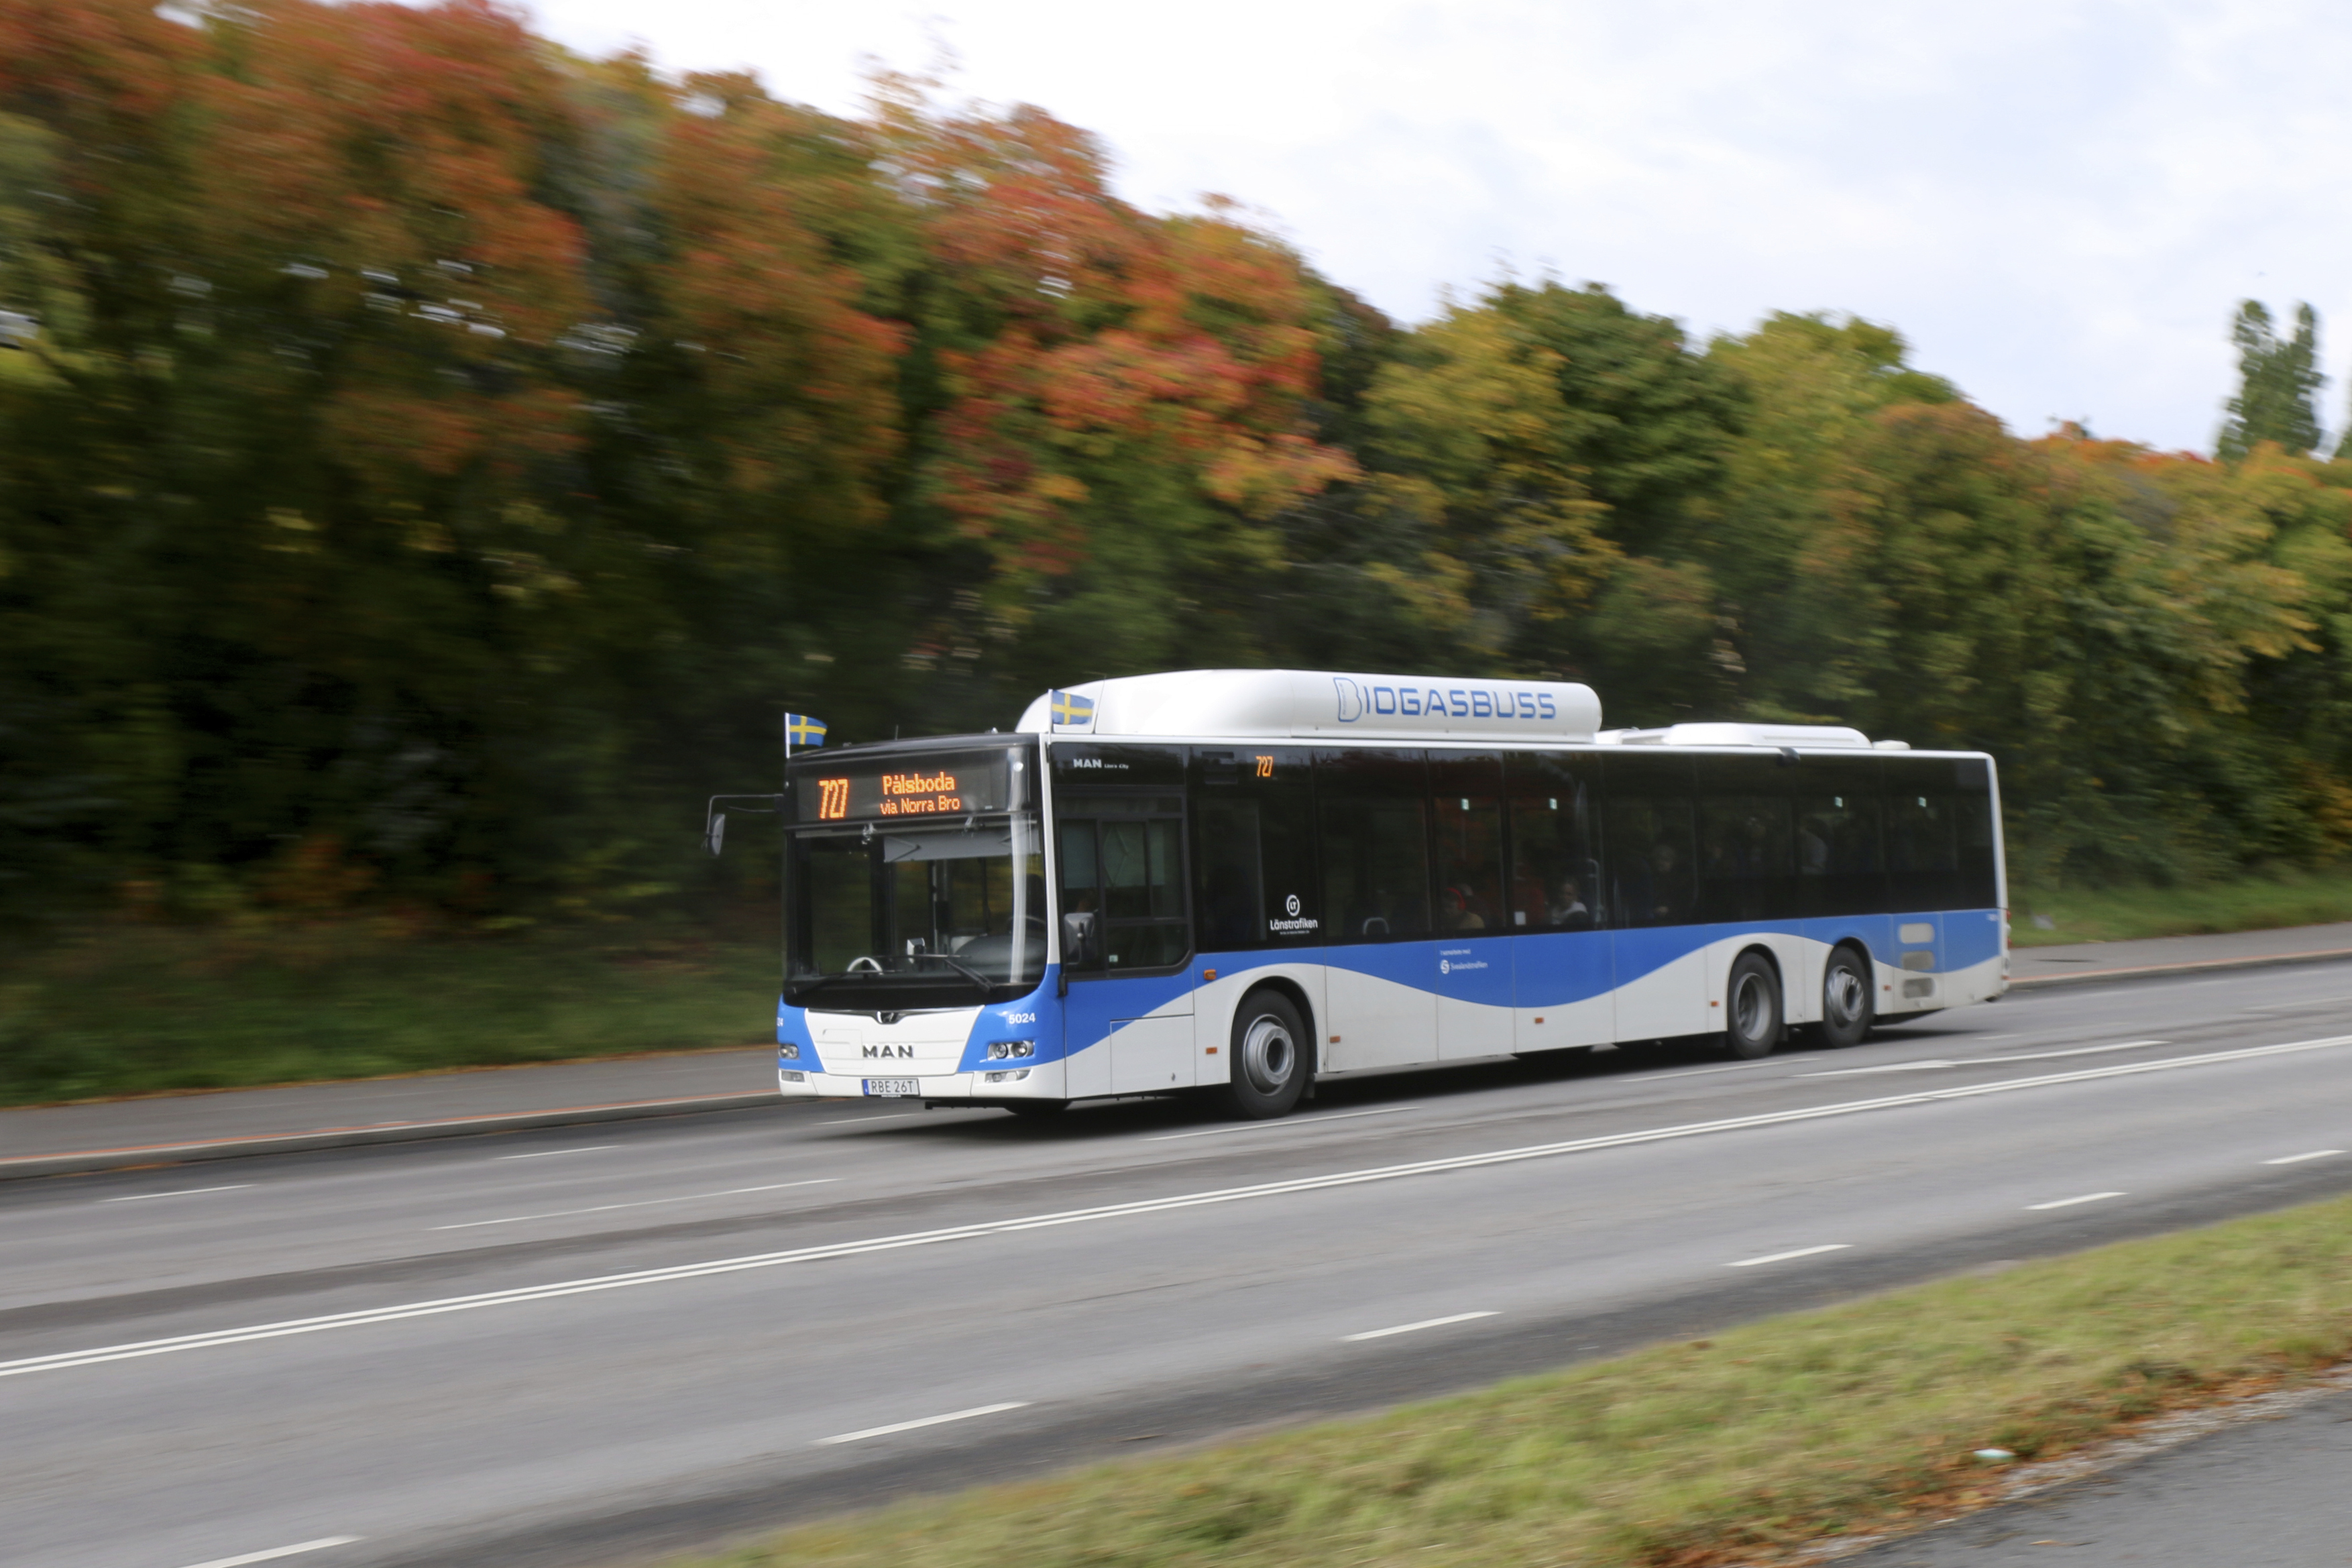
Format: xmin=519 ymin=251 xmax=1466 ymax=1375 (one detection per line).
xmin=983 ymin=1068 xmax=1031 ymax=1083
xmin=986 ymin=1040 xmax=1035 ymax=1060
xmin=779 ymin=1044 xmax=801 ymax=1060
xmin=779 ymin=1070 xmax=807 ymax=1082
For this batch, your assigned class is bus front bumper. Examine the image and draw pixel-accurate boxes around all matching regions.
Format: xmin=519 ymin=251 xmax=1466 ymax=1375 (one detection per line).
xmin=778 ymin=1061 xmax=1067 ymax=1101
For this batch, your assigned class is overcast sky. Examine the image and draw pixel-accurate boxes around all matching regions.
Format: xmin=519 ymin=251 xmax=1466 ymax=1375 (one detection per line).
xmin=526 ymin=0 xmax=2352 ymax=454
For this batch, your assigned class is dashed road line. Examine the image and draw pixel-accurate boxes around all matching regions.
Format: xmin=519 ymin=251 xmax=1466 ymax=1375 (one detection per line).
xmin=1802 ymin=1040 xmax=2168 ymax=1078
xmin=1341 ymin=1310 xmax=1498 ymax=1341
xmin=2263 ymin=1149 xmax=2343 ymax=1165
xmin=816 ymin=1402 xmax=1029 ymax=1445
xmin=178 ymin=1538 xmax=361 ymax=1568
xmin=101 ymin=1184 xmax=251 ymax=1204
xmin=2026 ymin=1191 xmax=2126 ymax=1211
xmin=432 ymin=1178 xmax=836 ymax=1230
xmin=495 ymin=1145 xmax=618 ymax=1161
xmin=1147 ymin=1107 xmax=1415 ymax=1140
xmin=1728 ymin=1243 xmax=1851 ymax=1268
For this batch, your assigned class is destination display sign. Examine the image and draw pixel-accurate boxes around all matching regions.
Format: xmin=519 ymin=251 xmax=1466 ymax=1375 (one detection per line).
xmin=794 ymin=750 xmax=1017 ymax=824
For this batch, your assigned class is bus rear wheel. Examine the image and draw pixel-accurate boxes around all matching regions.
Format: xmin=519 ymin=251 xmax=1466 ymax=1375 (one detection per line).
xmin=1722 ymin=952 xmax=1782 ymax=1060
xmin=1819 ymin=944 xmax=1874 ymax=1049
xmin=1221 ymin=989 xmax=1309 ymax=1120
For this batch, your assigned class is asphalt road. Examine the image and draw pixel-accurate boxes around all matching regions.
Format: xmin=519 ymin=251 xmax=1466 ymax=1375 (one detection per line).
xmin=1841 ymin=1385 xmax=2352 ymax=1565
xmin=9 ymin=963 xmax=2352 ymax=1568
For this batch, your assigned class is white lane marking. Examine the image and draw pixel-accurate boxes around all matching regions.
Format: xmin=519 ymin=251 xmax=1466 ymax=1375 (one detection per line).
xmin=2027 ymin=1191 xmax=2126 ymax=1211
xmin=1804 ymin=1040 xmax=2169 ymax=1077
xmin=101 ymin=1184 xmax=252 ymax=1203
xmin=1968 ymin=1033 xmax=2020 ymax=1042
xmin=1728 ymin=1243 xmax=1851 ymax=1268
xmin=1341 ymin=1310 xmax=1498 ymax=1341
xmin=818 ymin=1113 xmax=925 ymax=1125
xmin=2251 ymin=996 xmax=2352 ymax=1012
xmin=1147 ymin=1107 xmax=1415 ymax=1141
xmin=178 ymin=1538 xmax=362 ymax=1568
xmin=815 ymin=1402 xmax=1029 ymax=1445
xmin=1625 ymin=1058 xmax=1815 ymax=1083
xmin=495 ymin=1145 xmax=618 ymax=1161
xmin=432 ymin=1179 xmax=836 ymax=1230
xmin=2263 ymin=1149 xmax=2343 ymax=1165
xmin=13 ymin=1031 xmax=2352 ymax=1383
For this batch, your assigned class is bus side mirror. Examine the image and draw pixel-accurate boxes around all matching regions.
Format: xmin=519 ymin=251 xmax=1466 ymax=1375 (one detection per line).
xmin=704 ymin=812 xmax=726 ymax=857
xmin=1060 ymin=911 xmax=1099 ymax=968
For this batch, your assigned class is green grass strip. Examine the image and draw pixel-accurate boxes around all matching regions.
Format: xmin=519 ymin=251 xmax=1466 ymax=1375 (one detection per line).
xmin=2011 ymin=864 xmax=2352 ymax=946
xmin=683 ymin=1196 xmax=2352 ymax=1568
xmin=0 ymin=924 xmax=779 ymax=1105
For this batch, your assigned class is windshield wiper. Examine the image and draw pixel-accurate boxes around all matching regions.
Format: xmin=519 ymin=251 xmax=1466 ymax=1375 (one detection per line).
xmin=910 ymin=952 xmax=995 ymax=994
xmin=787 ymin=958 xmax=993 ymax=1002
xmin=784 ymin=971 xmax=865 ymax=999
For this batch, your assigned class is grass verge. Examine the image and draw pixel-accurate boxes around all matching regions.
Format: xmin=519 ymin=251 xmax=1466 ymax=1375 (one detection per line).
xmin=679 ymin=1196 xmax=2352 ymax=1568
xmin=2011 ymin=864 xmax=2352 ymax=946
xmin=0 ymin=921 xmax=777 ymax=1107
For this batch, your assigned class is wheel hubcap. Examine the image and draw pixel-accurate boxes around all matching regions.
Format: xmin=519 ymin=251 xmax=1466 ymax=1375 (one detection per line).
xmin=1732 ymin=973 xmax=1769 ymax=1040
xmin=1826 ymin=966 xmax=1865 ymax=1025
xmin=1241 ymin=1015 xmax=1295 ymax=1093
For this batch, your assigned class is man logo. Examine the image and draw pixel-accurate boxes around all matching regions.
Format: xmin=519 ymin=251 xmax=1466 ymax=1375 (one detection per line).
xmin=1285 ymin=893 xmax=1302 ymax=917
xmin=861 ymin=1044 xmax=914 ymax=1060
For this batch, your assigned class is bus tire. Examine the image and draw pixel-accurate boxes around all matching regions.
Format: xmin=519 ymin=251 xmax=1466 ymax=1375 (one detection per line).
xmin=1723 ymin=951 xmax=1781 ymax=1060
xmin=1819 ymin=944 xmax=1874 ymax=1049
xmin=1221 ymin=989 xmax=1309 ymax=1119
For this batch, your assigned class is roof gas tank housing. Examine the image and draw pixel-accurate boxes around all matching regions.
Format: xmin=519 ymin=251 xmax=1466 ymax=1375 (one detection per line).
xmin=1016 ymin=669 xmax=1604 ymax=741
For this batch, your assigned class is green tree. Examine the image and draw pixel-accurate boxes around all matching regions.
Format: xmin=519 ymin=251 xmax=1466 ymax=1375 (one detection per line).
xmin=2219 ymin=300 xmax=2321 ymax=461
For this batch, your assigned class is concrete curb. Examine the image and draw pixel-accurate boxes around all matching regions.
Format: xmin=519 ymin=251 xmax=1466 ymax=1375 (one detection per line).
xmin=2008 ymin=944 xmax=2352 ymax=989
xmin=0 ymin=1091 xmax=779 ymax=1182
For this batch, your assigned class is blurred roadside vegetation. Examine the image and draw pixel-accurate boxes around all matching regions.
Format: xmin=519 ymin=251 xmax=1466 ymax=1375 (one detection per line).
xmin=2010 ymin=864 xmax=2352 ymax=946
xmin=0 ymin=915 xmax=777 ymax=1106
xmin=9 ymin=3 xmax=2352 ymax=1001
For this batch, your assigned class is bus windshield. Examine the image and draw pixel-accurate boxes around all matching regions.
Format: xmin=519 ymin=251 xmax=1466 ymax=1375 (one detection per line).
xmin=785 ymin=809 xmax=1046 ymax=1011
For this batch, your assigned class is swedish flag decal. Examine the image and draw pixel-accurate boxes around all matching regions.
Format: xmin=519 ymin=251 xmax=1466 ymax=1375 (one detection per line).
xmin=1048 ymin=689 xmax=1096 ymax=729
xmin=784 ymin=712 xmax=828 ymax=750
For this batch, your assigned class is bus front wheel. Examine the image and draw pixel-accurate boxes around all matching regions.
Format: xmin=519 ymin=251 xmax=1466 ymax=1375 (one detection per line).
xmin=1221 ymin=990 xmax=1310 ymax=1119
xmin=1819 ymin=944 xmax=1874 ymax=1049
xmin=1723 ymin=952 xmax=1782 ymax=1060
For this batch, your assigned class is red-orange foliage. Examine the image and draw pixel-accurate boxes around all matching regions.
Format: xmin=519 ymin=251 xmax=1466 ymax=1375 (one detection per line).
xmin=649 ymin=71 xmax=904 ymax=518
xmin=883 ymin=94 xmax=1354 ymax=578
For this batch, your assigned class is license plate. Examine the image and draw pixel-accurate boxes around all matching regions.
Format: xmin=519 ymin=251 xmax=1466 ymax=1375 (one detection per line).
xmin=862 ymin=1078 xmax=919 ymax=1097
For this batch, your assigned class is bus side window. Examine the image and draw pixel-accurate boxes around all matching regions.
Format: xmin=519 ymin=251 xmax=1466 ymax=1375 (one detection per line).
xmin=1194 ymin=797 xmax=1264 ymax=950
xmin=1058 ymin=820 xmax=1103 ymax=971
xmin=1100 ymin=818 xmax=1187 ymax=968
xmin=1602 ymin=754 xmax=1697 ymax=928
xmin=1314 ymin=749 xmax=1431 ymax=943
xmin=1886 ymin=759 xmax=1960 ymax=911
xmin=1697 ymin=755 xmax=1795 ymax=923
xmin=1952 ymin=757 xmax=1999 ymax=909
xmin=1795 ymin=757 xmax=1887 ymax=917
xmin=1429 ymin=751 xmax=1504 ymax=933
xmin=1505 ymin=750 xmax=1598 ymax=930
xmin=1190 ymin=746 xmax=1319 ymax=952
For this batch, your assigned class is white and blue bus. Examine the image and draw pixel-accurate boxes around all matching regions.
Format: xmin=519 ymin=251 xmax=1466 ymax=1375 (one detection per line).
xmin=767 ymin=669 xmax=2007 ymax=1119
